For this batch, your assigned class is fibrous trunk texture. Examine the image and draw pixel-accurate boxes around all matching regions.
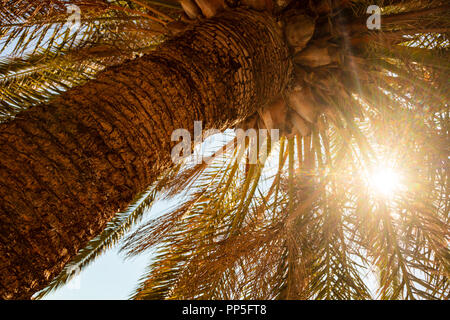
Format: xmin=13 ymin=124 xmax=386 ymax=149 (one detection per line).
xmin=0 ymin=9 xmax=292 ymax=299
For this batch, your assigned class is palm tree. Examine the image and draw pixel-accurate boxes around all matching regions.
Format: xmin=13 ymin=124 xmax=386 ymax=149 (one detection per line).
xmin=0 ymin=0 xmax=448 ymax=300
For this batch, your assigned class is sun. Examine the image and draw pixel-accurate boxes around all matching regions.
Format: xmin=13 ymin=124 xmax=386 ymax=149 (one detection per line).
xmin=368 ymin=166 xmax=402 ymax=197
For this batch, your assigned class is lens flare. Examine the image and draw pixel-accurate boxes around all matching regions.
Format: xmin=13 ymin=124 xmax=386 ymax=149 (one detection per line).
xmin=369 ymin=166 xmax=402 ymax=197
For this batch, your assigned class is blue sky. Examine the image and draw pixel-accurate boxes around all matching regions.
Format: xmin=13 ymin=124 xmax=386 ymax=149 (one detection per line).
xmin=43 ymin=246 xmax=149 ymax=299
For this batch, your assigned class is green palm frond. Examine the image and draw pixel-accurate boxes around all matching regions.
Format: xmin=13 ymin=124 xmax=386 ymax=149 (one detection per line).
xmin=0 ymin=0 xmax=181 ymax=118
xmin=0 ymin=1 xmax=164 ymax=56
xmin=0 ymin=38 xmax=161 ymax=119
xmin=0 ymin=48 xmax=97 ymax=118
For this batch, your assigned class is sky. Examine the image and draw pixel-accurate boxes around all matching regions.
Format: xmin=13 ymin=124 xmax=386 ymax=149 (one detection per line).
xmin=43 ymin=246 xmax=149 ymax=299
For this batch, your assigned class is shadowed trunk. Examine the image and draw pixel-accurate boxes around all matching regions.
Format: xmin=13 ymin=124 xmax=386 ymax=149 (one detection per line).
xmin=0 ymin=9 xmax=292 ymax=299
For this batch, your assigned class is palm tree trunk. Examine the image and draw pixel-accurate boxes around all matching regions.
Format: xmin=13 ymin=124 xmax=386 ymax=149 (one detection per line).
xmin=0 ymin=9 xmax=292 ymax=299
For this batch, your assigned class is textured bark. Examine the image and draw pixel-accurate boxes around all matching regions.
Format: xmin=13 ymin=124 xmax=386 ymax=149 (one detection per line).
xmin=0 ymin=9 xmax=292 ymax=299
